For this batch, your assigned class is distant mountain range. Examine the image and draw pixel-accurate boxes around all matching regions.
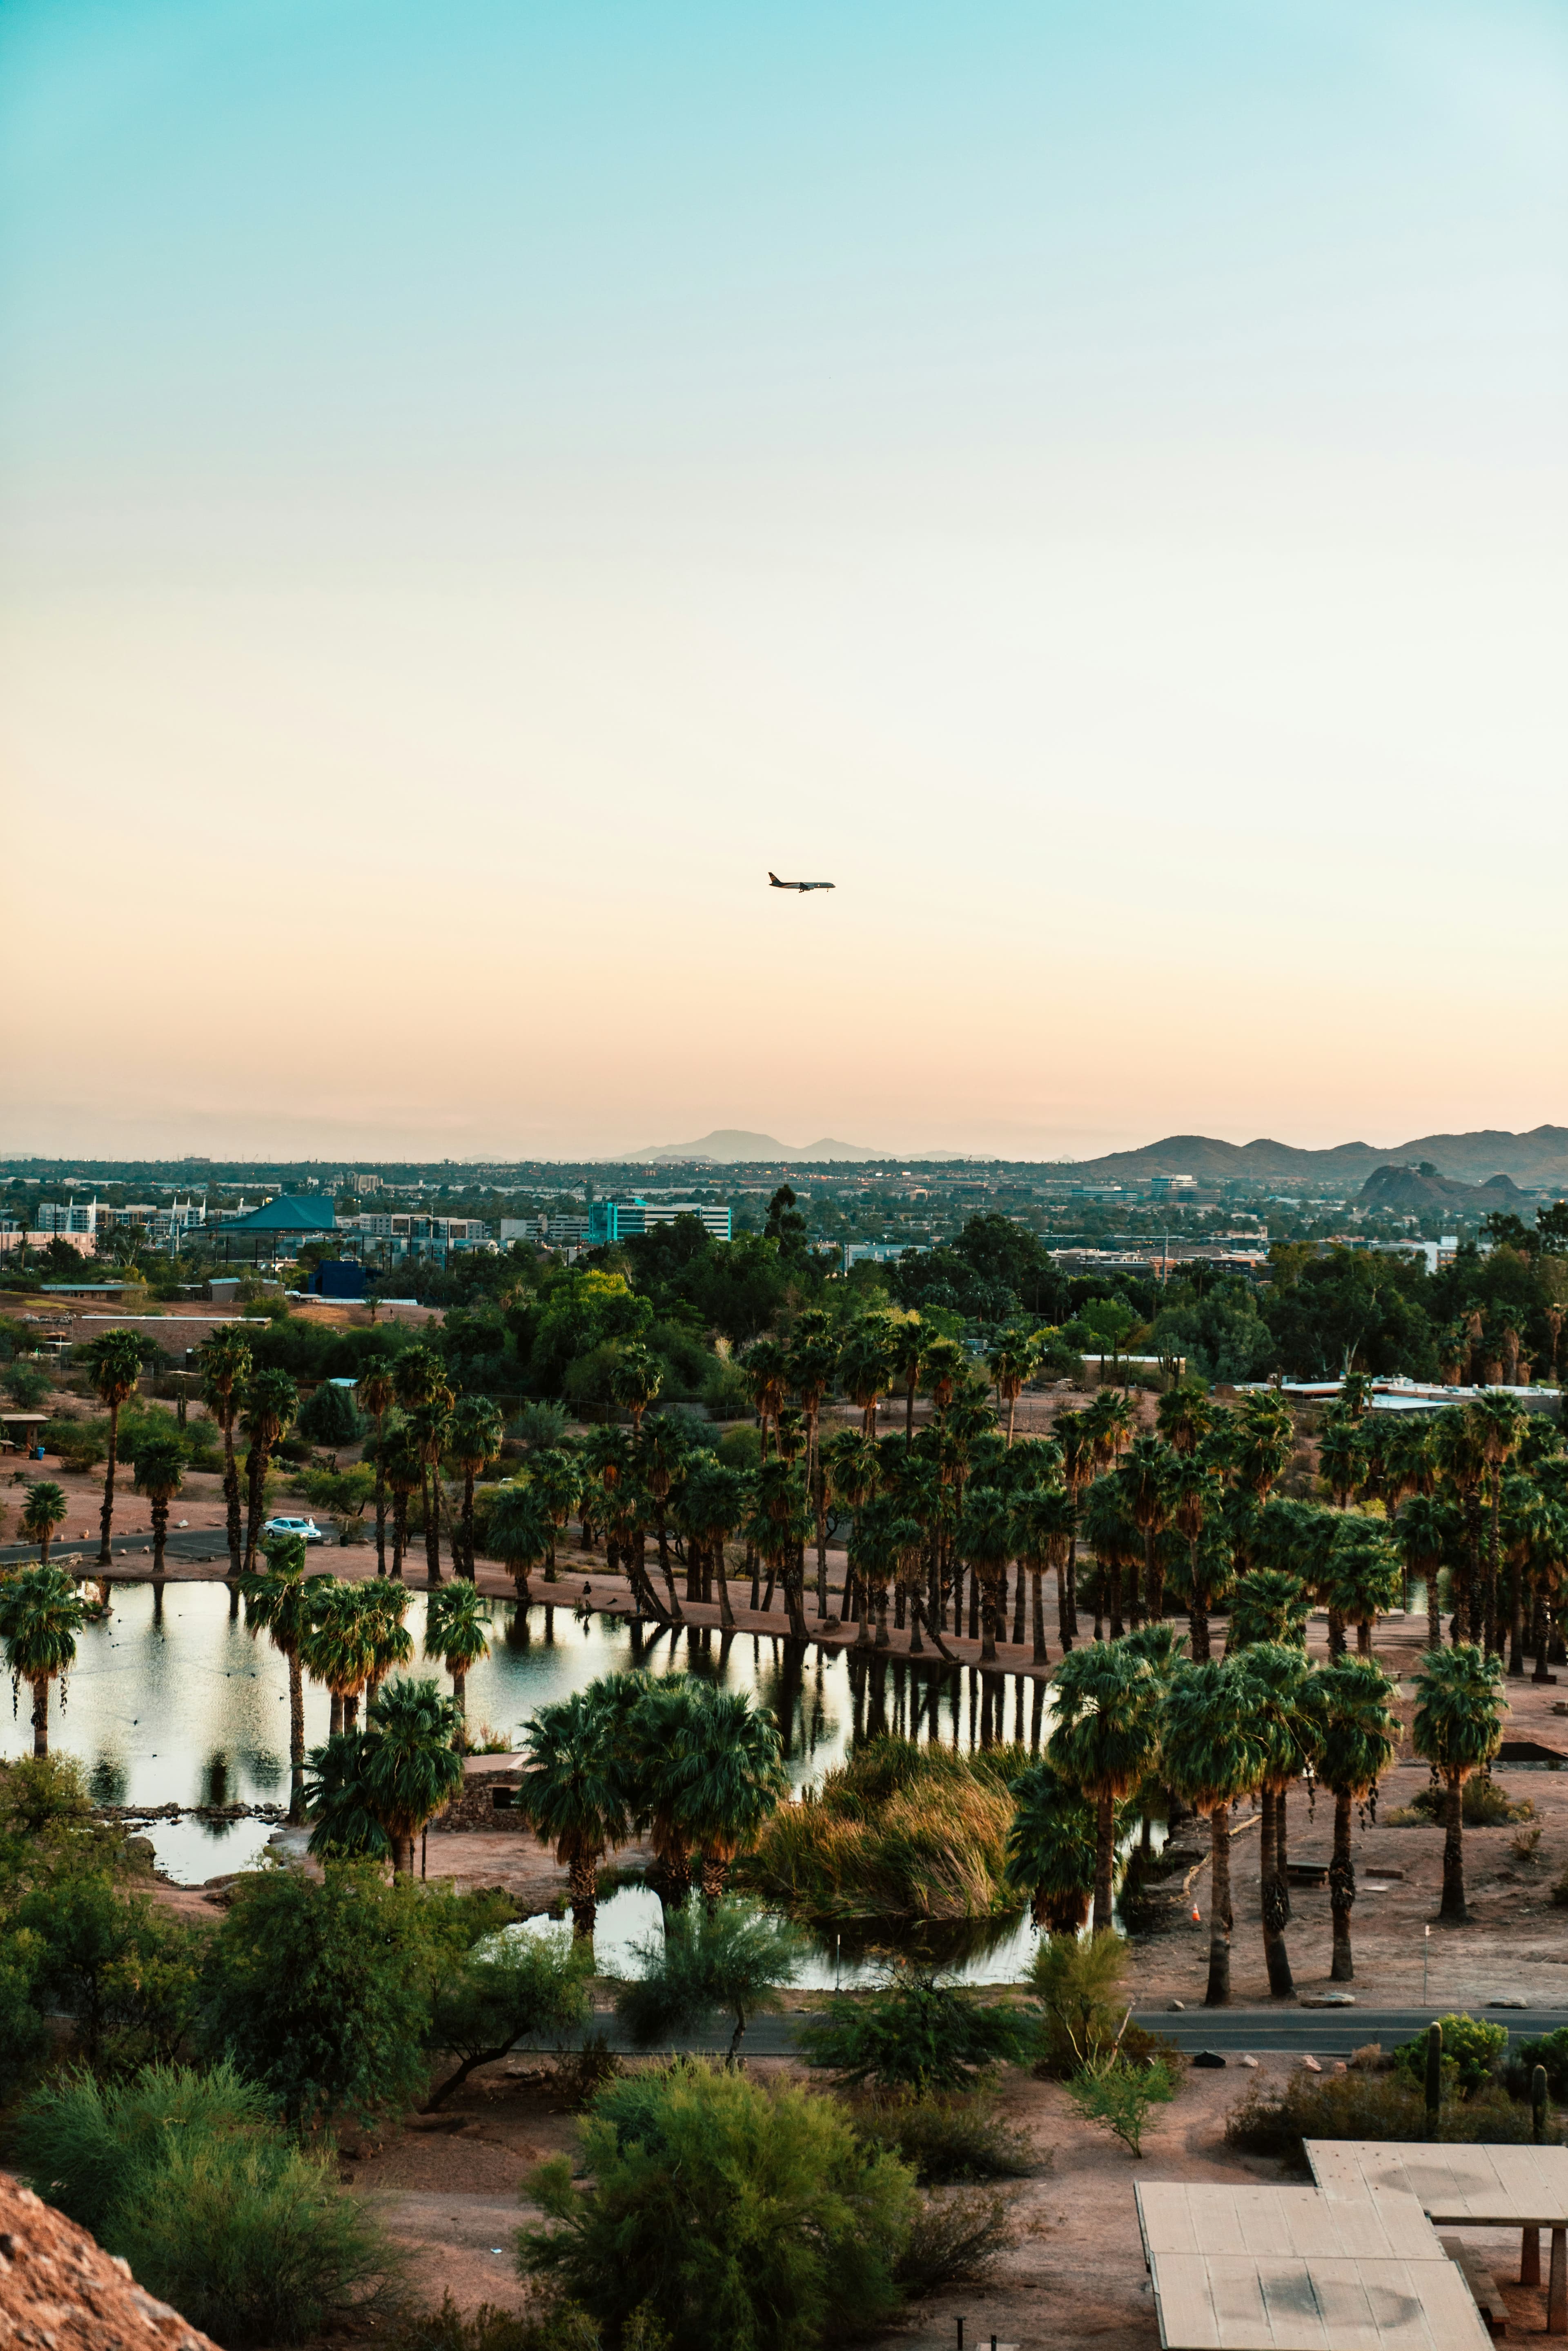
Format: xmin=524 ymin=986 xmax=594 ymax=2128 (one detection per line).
xmin=622 ymin=1129 xmax=959 ymax=1165
xmin=1069 ymin=1126 xmax=1568 ymax=1187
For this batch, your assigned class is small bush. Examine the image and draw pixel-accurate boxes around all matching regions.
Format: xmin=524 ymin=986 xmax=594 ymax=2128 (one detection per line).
xmin=384 ymin=2299 xmax=600 ymax=2351
xmin=799 ymin=1969 xmax=1033 ymax=2090
xmin=550 ymin=2032 xmax=623 ymax=2112
xmin=1512 ymin=1823 xmax=1544 ymax=1864
xmin=1509 ymin=2026 xmax=1568 ymax=2101
xmin=1067 ymin=2058 xmax=1177 ymax=2157
xmin=893 ymin=2188 xmax=1021 ymax=2292
xmin=1391 ymin=1778 xmax=1534 ymax=1828
xmin=1028 ymin=1928 xmax=1129 ymax=2078
xmin=1224 ymin=2068 xmax=1559 ymax=2170
xmin=1392 ymin=2015 xmax=1507 ymax=2097
xmin=850 ymin=2089 xmax=1040 ymax=2183
xmin=1349 ymin=2042 xmax=1388 ymax=2072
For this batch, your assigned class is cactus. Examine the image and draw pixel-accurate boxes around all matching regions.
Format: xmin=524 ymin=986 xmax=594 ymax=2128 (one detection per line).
xmin=1425 ymin=2021 xmax=1443 ymax=2137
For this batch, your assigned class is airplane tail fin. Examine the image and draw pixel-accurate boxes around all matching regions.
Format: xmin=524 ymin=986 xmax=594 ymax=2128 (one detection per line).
xmin=768 ymin=871 xmax=780 ymax=884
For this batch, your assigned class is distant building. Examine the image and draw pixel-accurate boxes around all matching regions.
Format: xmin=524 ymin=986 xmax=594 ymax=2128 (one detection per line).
xmin=1148 ymin=1175 xmax=1197 ymax=1199
xmin=587 ymin=1201 xmax=731 ymax=1244
xmin=842 ymin=1242 xmax=915 ymax=1267
xmin=348 ymin=1212 xmax=493 ymax=1262
xmin=37 ymin=1198 xmax=102 ymax=1236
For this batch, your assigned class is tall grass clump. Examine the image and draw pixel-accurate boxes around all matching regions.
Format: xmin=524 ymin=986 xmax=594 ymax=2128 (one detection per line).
xmin=735 ymin=1738 xmax=1025 ymax=1921
xmin=1225 ymin=2068 xmax=1561 ymax=2170
xmin=11 ymin=2061 xmax=399 ymax=2347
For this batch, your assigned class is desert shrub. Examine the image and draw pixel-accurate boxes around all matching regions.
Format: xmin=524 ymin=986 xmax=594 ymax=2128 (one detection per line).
xmin=1390 ymin=1777 xmax=1534 ymax=1828
xmin=1068 ymin=2057 xmax=1177 ymax=2157
xmin=616 ymin=1899 xmax=804 ymax=2065
xmin=385 ymin=2299 xmax=600 ymax=2351
xmin=426 ymin=1926 xmax=590 ymax=2108
xmin=1225 ymin=2068 xmax=1559 ymax=2170
xmin=850 ymin=2088 xmax=1040 ymax=2183
xmin=521 ymin=2059 xmax=920 ymax=2351
xmin=4 ymin=1364 xmax=51 ymax=1409
xmin=1509 ymin=2026 xmax=1568 ymax=2100
xmin=893 ymin=2187 xmax=1021 ymax=2292
xmin=15 ymin=1871 xmax=203 ymax=2068
xmin=298 ymin=1383 xmax=367 ymax=1446
xmin=799 ymin=1968 xmax=1033 ymax=2090
xmin=550 ymin=2030 xmax=623 ymax=2112
xmin=11 ymin=2060 xmax=269 ymax=2235
xmin=42 ymin=1413 xmax=108 ymax=1471
xmin=1027 ymin=1928 xmax=1129 ymax=2077
xmin=1392 ymin=2015 xmax=1508 ymax=2097
xmin=735 ymin=1737 xmax=1021 ymax=1921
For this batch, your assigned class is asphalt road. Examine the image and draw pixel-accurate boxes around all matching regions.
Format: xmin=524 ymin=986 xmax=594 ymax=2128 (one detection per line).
xmin=1 ymin=1529 xmax=249 ymax=1571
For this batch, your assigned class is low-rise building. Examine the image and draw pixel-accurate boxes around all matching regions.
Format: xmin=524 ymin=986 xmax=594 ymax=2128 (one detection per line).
xmin=587 ymin=1201 xmax=731 ymax=1244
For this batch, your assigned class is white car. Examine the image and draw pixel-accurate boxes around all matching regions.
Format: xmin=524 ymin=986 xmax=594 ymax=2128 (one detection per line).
xmin=261 ymin=1515 xmax=325 ymax=1546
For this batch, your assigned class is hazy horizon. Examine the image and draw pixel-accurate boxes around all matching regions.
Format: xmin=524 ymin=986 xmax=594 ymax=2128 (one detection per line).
xmin=4 ymin=1 xmax=1564 ymax=1162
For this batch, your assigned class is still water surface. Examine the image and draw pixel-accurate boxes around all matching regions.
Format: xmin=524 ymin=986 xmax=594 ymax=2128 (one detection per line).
xmin=4 ymin=1580 xmax=1077 ymax=1981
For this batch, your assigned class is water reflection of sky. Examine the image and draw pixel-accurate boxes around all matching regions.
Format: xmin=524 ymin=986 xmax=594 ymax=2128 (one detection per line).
xmin=6 ymin=1581 xmax=1060 ymax=1892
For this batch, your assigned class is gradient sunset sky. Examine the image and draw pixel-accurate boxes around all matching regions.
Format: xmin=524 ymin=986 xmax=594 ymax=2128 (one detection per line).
xmin=3 ymin=1 xmax=1564 ymax=1161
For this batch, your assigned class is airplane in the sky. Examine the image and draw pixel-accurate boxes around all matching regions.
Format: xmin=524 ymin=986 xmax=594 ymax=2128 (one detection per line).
xmin=768 ymin=871 xmax=835 ymax=893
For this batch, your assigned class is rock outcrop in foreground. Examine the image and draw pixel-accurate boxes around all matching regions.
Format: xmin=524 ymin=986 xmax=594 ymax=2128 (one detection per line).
xmin=0 ymin=2170 xmax=218 ymax=2351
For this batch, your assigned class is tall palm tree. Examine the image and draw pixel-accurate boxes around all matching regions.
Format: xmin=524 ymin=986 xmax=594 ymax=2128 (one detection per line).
xmin=299 ymin=1579 xmax=379 ymax=1735
xmin=446 ymin=1394 xmax=503 ymax=1582
xmin=1235 ymin=1642 xmax=1316 ymax=1997
xmin=382 ymin=1428 xmax=424 ymax=1580
xmin=395 ymin=1346 xmax=454 ymax=1586
xmin=1010 ymin=1484 xmax=1070 ymax=1666
xmin=1468 ymin=1391 xmax=1527 ymax=1655
xmin=425 ymin=1580 xmax=491 ymax=1750
xmin=1156 ymin=1379 xmax=1212 ymax=1458
xmin=199 ymin=1326 xmax=253 ymax=1575
xmin=1117 ymin=1435 xmax=1177 ymax=1623
xmin=921 ymin=1337 xmax=965 ymax=1428
xmin=1321 ymin=1519 xmax=1403 ymax=1660
xmin=1310 ymin=1656 xmax=1399 ymax=1981
xmin=241 ymin=1533 xmax=314 ymax=1821
xmin=132 ymin=1437 xmax=184 ymax=1574
xmin=518 ymin=1686 xmax=632 ymax=1935
xmin=888 ymin=1315 xmax=929 ymax=1444
xmin=747 ymin=1461 xmax=811 ymax=1639
xmin=1432 ymin=1407 xmax=1487 ymax=1643
xmin=1317 ymin=1415 xmax=1365 ymax=1511
xmin=786 ymin=1312 xmax=840 ymax=1617
xmin=361 ymin=1576 xmax=414 ymax=1710
xmin=1049 ymin=1641 xmax=1165 ymax=1934
xmin=488 ymin=1481 xmax=553 ymax=1607
xmin=1397 ymin=1491 xmax=1459 ymax=1651
xmin=355 ymin=1362 xmax=397 ymax=1574
xmin=1161 ymin=1659 xmax=1265 ymax=2006
xmin=1412 ymin=1642 xmax=1506 ymax=1921
xmin=634 ymin=1413 xmax=688 ymax=1612
xmin=1081 ymin=1474 xmax=1142 ymax=1640
xmin=1234 ymin=1389 xmax=1295 ymax=1502
xmin=1054 ymin=1410 xmax=1096 ymax=1647
xmin=240 ymin=1368 xmax=300 ymax=1571
xmin=673 ymin=1461 xmax=751 ymax=1630
xmin=740 ymin=1337 xmax=788 ymax=1462
xmin=609 ymin=1342 xmax=662 ymax=1436
xmin=846 ymin=1494 xmax=898 ymax=1649
xmin=1002 ymin=1752 xmax=1099 ymax=1930
xmin=1171 ymin=1456 xmax=1226 ymax=1660
xmin=528 ymin=1447 xmax=583 ymax=1583
xmin=1228 ymin=1567 xmax=1309 ymax=1650
xmin=986 ymin=1328 xmax=1040 ymax=1447
xmin=650 ymin=1684 xmax=788 ymax=1903
xmin=356 ymin=1676 xmax=466 ymax=1877
xmin=85 ymin=1328 xmax=146 ymax=1568
xmin=19 ymin=1482 xmax=67 ymax=1566
xmin=958 ymin=1484 xmax=1013 ymax=1665
xmin=0 ymin=1566 xmax=85 ymax=1757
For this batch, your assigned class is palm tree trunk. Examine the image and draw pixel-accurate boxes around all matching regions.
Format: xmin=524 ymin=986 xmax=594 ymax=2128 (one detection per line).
xmin=151 ymin=1495 xmax=167 ymax=1573
xmin=393 ymin=1492 xmax=407 ymax=1579
xmin=1205 ymin=1803 xmax=1232 ymax=2005
xmin=1189 ymin=1602 xmax=1210 ymax=1662
xmin=1533 ymin=1590 xmax=1552 ymax=1685
xmin=222 ymin=1413 xmax=243 ymax=1575
xmin=980 ymin=1579 xmax=998 ymax=1663
xmin=1440 ymin=1774 xmax=1466 ymax=1921
xmin=656 ymin=1510 xmax=682 ymax=1616
xmin=425 ymin=1471 xmax=441 ymax=1586
xmin=344 ymin=1691 xmax=360 ymax=1731
xmin=96 ymin=1402 xmax=121 ymax=1567
xmin=1031 ymin=1568 xmax=1048 ymax=1665
xmin=1326 ymin=1605 xmax=1345 ymax=1660
xmin=461 ymin=1469 xmax=477 ymax=1582
xmin=1261 ymin=1789 xmax=1294 ymax=1996
xmin=452 ymin=1667 xmax=467 ymax=1749
xmin=31 ymin=1676 xmax=48 ymax=1758
xmin=1275 ymin=1785 xmax=1290 ymax=1918
xmin=1007 ymin=1395 xmax=1017 ymax=1446
xmin=1330 ymin=1789 xmax=1355 ymax=1980
xmin=1427 ymin=1568 xmax=1442 ymax=1650
xmin=1056 ymin=1556 xmax=1073 ymax=1652
xmin=713 ymin=1538 xmax=735 ymax=1630
xmin=288 ymin=1654 xmax=305 ymax=1823
xmin=244 ymin=1437 xmax=267 ymax=1572
xmin=330 ymin=1691 xmax=344 ymax=1737
xmin=1066 ymin=1529 xmax=1079 ymax=1639
xmin=1093 ymin=1788 xmax=1115 ymax=1934
xmin=1011 ymin=1559 xmax=1026 ymax=1645
xmin=1356 ymin=1616 xmax=1373 ymax=1659
xmin=568 ymin=1852 xmax=598 ymax=1938
xmin=1146 ymin=1528 xmax=1165 ymax=1620
xmin=1509 ymin=1560 xmax=1526 ymax=1678
xmin=373 ymin=1414 xmax=388 ymax=1574
xmin=1109 ymin=1559 xmax=1124 ymax=1642
xmin=392 ymin=1832 xmax=414 ymax=1878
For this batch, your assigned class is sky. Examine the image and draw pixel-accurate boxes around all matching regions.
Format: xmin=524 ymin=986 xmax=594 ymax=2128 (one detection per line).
xmin=2 ymin=0 xmax=1565 ymax=1163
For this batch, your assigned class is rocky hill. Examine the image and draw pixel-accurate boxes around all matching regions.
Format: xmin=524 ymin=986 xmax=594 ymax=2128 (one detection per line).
xmin=0 ymin=2171 xmax=217 ymax=2351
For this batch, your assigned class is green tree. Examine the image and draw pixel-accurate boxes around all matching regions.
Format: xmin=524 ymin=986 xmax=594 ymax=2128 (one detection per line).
xmin=1049 ymin=1641 xmax=1164 ymax=1934
xmin=673 ymin=1460 xmax=751 ymax=1631
xmin=381 ymin=1426 xmax=424 ymax=1580
xmin=1321 ymin=1518 xmax=1403 ymax=1660
xmin=1397 ymin=1491 xmax=1460 ymax=1650
xmin=131 ymin=1437 xmax=184 ymax=1574
xmin=395 ymin=1344 xmax=455 ymax=1587
xmin=1235 ymin=1644 xmax=1316 ymax=1998
xmin=19 ymin=1482 xmax=67 ymax=1567
xmin=199 ymin=1326 xmax=253 ymax=1575
xmin=241 ymin=1368 xmax=300 ymax=1572
xmin=355 ymin=1361 xmax=397 ymax=1575
xmin=241 ymin=1533 xmax=314 ymax=1822
xmin=1010 ymin=1483 xmax=1073 ymax=1665
xmin=425 ymin=1928 xmax=589 ymax=2108
xmin=888 ymin=1316 xmax=929 ymax=1445
xmin=1162 ymin=1659 xmax=1264 ymax=2006
xmin=522 ymin=2061 xmax=919 ymax=2351
xmin=617 ymin=1899 xmax=804 ymax=2064
xmin=488 ymin=1481 xmax=553 ymax=1606
xmin=298 ymin=1579 xmax=379 ymax=1736
xmin=1171 ymin=1457 xmax=1227 ymax=1660
xmin=446 ymin=1393 xmax=503 ymax=1582
xmin=527 ymin=1446 xmax=583 ymax=1583
xmin=644 ymin=1683 xmax=786 ymax=1905
xmin=517 ymin=1686 xmax=631 ymax=1936
xmin=1412 ymin=1644 xmax=1506 ymax=1922
xmin=1002 ymin=1751 xmax=1098 ymax=1930
xmin=840 ymin=1318 xmax=896 ymax=1440
xmin=0 ymin=1566 xmax=86 ymax=1758
xmin=1228 ymin=1568 xmax=1308 ymax=1650
xmin=1310 ymin=1657 xmax=1399 ymax=1981
xmin=1468 ymin=1391 xmax=1527 ymax=1657
xmin=424 ymin=1580 xmax=491 ymax=1750
xmin=310 ymin=1677 xmax=466 ymax=1877
xmin=1117 ymin=1435 xmax=1178 ymax=1622
xmin=84 ymin=1328 xmax=145 ymax=1568
xmin=609 ymin=1341 xmax=663 ymax=1435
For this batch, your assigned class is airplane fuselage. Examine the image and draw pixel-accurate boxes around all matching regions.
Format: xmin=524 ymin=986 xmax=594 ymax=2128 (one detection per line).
xmin=768 ymin=872 xmax=835 ymax=892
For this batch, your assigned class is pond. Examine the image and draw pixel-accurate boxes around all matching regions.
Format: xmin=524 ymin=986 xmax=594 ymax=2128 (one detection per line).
xmin=5 ymin=1580 xmax=1085 ymax=1978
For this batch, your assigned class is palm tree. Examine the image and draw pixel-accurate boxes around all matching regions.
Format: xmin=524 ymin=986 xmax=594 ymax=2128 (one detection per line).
xmin=1228 ymin=1567 xmax=1308 ymax=1650
xmin=1235 ymin=1643 xmax=1316 ymax=1997
xmin=1171 ymin=1457 xmax=1226 ymax=1660
xmin=199 ymin=1326 xmax=253 ymax=1575
xmin=958 ymin=1484 xmax=1013 ymax=1665
xmin=986 ymin=1328 xmax=1040 ymax=1447
xmin=19 ymin=1482 xmax=67 ymax=1566
xmin=1317 ymin=1415 xmax=1365 ymax=1511
xmin=1468 ymin=1391 xmax=1527 ymax=1655
xmin=518 ymin=1686 xmax=631 ymax=1934
xmin=242 ymin=1533 xmax=314 ymax=1821
xmin=1310 ymin=1656 xmax=1399 ymax=1981
xmin=1049 ymin=1640 xmax=1165 ymax=1934
xmin=1234 ymin=1389 xmax=1295 ymax=1501
xmin=609 ymin=1342 xmax=662 ymax=1435
xmin=846 ymin=1495 xmax=898 ymax=1649
xmin=446 ymin=1394 xmax=503 ymax=1582
xmin=1054 ymin=1410 xmax=1096 ymax=1647
xmin=786 ymin=1312 xmax=840 ymax=1618
xmin=240 ymin=1368 xmax=300 ymax=1571
xmin=1117 ymin=1435 xmax=1177 ymax=1623
xmin=1412 ymin=1643 xmax=1506 ymax=1921
xmin=740 ymin=1337 xmax=788 ymax=1462
xmin=1398 ymin=1491 xmax=1459 ymax=1651
xmin=1002 ymin=1751 xmax=1099 ymax=1930
xmin=837 ymin=1317 xmax=893 ymax=1442
xmin=132 ymin=1437 xmax=184 ymax=1574
xmin=1010 ymin=1485 xmax=1070 ymax=1666
xmin=0 ymin=1566 xmax=85 ymax=1757
xmin=357 ymin=1676 xmax=466 ymax=1876
xmin=425 ymin=1580 xmax=491 ymax=1750
xmin=84 ymin=1328 xmax=146 ymax=1568
xmin=674 ymin=1461 xmax=751 ymax=1630
xmin=395 ymin=1345 xmax=454 ymax=1585
xmin=488 ymin=1482 xmax=553 ymax=1607
xmin=656 ymin=1685 xmax=787 ymax=1903
xmin=746 ymin=1462 xmax=813 ymax=1641
xmin=361 ymin=1576 xmax=414 ymax=1709
xmin=355 ymin=1362 xmax=398 ymax=1574
xmin=1156 ymin=1379 xmax=1212 ymax=1458
xmin=528 ymin=1447 xmax=583 ymax=1583
xmin=1161 ymin=1659 xmax=1265 ymax=2006
xmin=382 ymin=1428 xmax=424 ymax=1580
xmin=1432 ymin=1406 xmax=1486 ymax=1641
xmin=635 ymin=1412 xmax=688 ymax=1612
xmin=299 ymin=1579 xmax=379 ymax=1734
xmin=921 ymin=1336 xmax=965 ymax=1427
xmin=889 ymin=1316 xmax=929 ymax=1444
xmin=1081 ymin=1474 xmax=1142 ymax=1640
xmin=1321 ymin=1519 xmax=1403 ymax=1660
